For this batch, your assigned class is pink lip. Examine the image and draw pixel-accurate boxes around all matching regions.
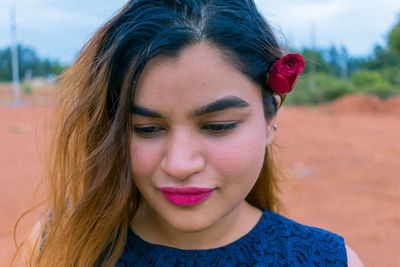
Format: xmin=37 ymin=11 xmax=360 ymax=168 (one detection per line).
xmin=159 ymin=187 xmax=214 ymax=206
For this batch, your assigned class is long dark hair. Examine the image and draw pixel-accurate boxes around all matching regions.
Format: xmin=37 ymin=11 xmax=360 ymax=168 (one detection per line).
xmin=14 ymin=1 xmax=284 ymax=266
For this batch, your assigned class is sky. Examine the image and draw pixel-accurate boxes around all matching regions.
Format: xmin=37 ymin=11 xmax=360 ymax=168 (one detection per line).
xmin=0 ymin=0 xmax=399 ymax=64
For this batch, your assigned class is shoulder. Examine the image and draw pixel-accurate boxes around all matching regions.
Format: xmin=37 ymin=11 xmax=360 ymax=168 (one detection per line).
xmin=346 ymin=245 xmax=364 ymax=267
xmin=263 ymin=210 xmax=345 ymax=242
xmin=259 ymin=210 xmax=348 ymax=266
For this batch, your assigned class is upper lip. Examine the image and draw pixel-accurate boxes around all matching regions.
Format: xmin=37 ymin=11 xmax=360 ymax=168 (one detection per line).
xmin=159 ymin=187 xmax=214 ymax=194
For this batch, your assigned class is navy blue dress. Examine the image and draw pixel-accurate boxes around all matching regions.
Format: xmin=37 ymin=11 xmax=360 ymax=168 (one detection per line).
xmin=116 ymin=209 xmax=348 ymax=266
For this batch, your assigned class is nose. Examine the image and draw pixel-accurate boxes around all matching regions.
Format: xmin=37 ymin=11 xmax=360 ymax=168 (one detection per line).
xmin=160 ymin=132 xmax=205 ymax=180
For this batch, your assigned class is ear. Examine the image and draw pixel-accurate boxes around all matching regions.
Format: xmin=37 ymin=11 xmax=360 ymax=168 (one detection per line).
xmin=265 ymin=94 xmax=281 ymax=145
xmin=274 ymin=94 xmax=282 ymax=109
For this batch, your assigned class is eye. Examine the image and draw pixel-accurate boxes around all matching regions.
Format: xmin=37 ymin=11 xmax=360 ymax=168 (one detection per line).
xmin=202 ymin=123 xmax=238 ymax=136
xmin=132 ymin=126 xmax=165 ymax=138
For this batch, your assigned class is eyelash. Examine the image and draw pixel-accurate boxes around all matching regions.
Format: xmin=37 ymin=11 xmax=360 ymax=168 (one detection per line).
xmin=132 ymin=123 xmax=238 ymax=138
xmin=202 ymin=123 xmax=238 ymax=135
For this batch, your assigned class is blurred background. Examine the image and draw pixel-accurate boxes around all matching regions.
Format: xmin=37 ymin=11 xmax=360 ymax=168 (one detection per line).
xmin=0 ymin=0 xmax=399 ymax=266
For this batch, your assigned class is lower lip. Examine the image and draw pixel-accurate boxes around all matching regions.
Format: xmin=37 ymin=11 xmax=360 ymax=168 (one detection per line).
xmin=160 ymin=188 xmax=214 ymax=206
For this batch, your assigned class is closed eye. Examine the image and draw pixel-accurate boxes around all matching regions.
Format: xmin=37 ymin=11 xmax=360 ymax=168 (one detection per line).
xmin=202 ymin=123 xmax=238 ymax=136
xmin=132 ymin=126 xmax=165 ymax=138
xmin=132 ymin=123 xmax=239 ymax=138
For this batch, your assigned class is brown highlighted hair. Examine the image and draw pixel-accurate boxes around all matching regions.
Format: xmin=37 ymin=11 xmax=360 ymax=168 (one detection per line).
xmin=14 ymin=0 xmax=283 ymax=266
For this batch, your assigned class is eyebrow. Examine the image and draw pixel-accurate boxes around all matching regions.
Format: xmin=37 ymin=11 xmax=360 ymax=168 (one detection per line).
xmin=193 ymin=96 xmax=250 ymax=116
xmin=131 ymin=105 xmax=163 ymax=118
xmin=131 ymin=95 xmax=250 ymax=118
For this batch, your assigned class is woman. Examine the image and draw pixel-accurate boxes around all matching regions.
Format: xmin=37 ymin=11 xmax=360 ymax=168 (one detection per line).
xmin=16 ymin=0 xmax=363 ymax=266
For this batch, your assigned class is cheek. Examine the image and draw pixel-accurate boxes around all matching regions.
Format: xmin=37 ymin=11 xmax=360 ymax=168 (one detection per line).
xmin=130 ymin=140 xmax=161 ymax=180
xmin=208 ymin=126 xmax=266 ymax=181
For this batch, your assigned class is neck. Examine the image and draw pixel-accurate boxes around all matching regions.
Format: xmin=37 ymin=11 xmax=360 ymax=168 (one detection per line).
xmin=130 ymin=201 xmax=262 ymax=249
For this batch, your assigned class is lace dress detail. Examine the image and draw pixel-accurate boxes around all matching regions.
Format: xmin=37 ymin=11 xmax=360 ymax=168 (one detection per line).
xmin=116 ymin=210 xmax=347 ymax=266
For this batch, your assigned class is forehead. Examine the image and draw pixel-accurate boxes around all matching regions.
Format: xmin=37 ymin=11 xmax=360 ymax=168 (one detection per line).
xmin=133 ymin=42 xmax=262 ymax=111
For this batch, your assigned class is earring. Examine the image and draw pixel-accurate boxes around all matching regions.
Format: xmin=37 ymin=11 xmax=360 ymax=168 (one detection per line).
xmin=273 ymin=123 xmax=277 ymax=131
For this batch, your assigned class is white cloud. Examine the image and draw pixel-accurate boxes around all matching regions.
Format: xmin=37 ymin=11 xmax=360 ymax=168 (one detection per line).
xmin=1 ymin=0 xmax=400 ymax=62
xmin=0 ymin=0 xmax=125 ymax=63
xmin=256 ymin=0 xmax=400 ymax=56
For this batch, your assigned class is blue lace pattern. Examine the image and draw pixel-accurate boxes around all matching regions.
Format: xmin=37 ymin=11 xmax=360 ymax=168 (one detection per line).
xmin=116 ymin=209 xmax=348 ymax=266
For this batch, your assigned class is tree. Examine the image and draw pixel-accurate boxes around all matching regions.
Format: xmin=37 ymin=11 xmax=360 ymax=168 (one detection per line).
xmin=0 ymin=45 xmax=67 ymax=81
xmin=389 ymin=21 xmax=400 ymax=56
xmin=0 ymin=48 xmax=12 ymax=80
xmin=300 ymin=48 xmax=330 ymax=74
xmin=328 ymin=45 xmax=341 ymax=76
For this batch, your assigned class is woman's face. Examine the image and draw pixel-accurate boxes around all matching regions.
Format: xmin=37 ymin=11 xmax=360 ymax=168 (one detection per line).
xmin=130 ymin=43 xmax=275 ymax=233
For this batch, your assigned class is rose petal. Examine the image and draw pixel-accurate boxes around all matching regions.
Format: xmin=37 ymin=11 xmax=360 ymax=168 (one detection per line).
xmin=267 ymin=53 xmax=305 ymax=94
xmin=268 ymin=74 xmax=290 ymax=94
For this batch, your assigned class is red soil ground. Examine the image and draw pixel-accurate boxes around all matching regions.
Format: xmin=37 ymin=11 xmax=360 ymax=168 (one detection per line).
xmin=1 ymin=84 xmax=399 ymax=266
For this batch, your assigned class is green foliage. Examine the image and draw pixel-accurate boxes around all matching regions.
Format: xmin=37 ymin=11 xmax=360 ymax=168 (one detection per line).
xmin=285 ymin=65 xmax=400 ymax=105
xmin=289 ymin=21 xmax=400 ymax=105
xmin=285 ymin=73 xmax=354 ymax=105
xmin=0 ymin=49 xmax=12 ymax=80
xmin=350 ymin=70 xmax=400 ymax=99
xmin=51 ymin=63 xmax=69 ymax=76
xmin=301 ymin=49 xmax=331 ymax=74
xmin=389 ymin=22 xmax=400 ymax=56
xmin=363 ymin=45 xmax=400 ymax=70
xmin=0 ymin=45 xmax=68 ymax=81
xmin=22 ymin=82 xmax=33 ymax=95
xmin=380 ymin=66 xmax=400 ymax=86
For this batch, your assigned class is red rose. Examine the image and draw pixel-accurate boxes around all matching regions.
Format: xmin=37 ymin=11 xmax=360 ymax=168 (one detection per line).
xmin=267 ymin=54 xmax=305 ymax=95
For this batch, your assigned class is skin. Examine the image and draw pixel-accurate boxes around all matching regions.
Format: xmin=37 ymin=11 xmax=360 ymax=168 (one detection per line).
xmin=129 ymin=42 xmax=276 ymax=249
xmin=127 ymin=42 xmax=364 ymax=266
xmin=20 ymin=41 xmax=363 ymax=266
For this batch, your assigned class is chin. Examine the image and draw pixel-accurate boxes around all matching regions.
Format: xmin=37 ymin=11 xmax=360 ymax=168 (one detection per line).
xmin=162 ymin=208 xmax=218 ymax=233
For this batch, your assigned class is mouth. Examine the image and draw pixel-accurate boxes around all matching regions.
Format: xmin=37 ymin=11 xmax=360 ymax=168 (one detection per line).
xmin=159 ymin=187 xmax=214 ymax=206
